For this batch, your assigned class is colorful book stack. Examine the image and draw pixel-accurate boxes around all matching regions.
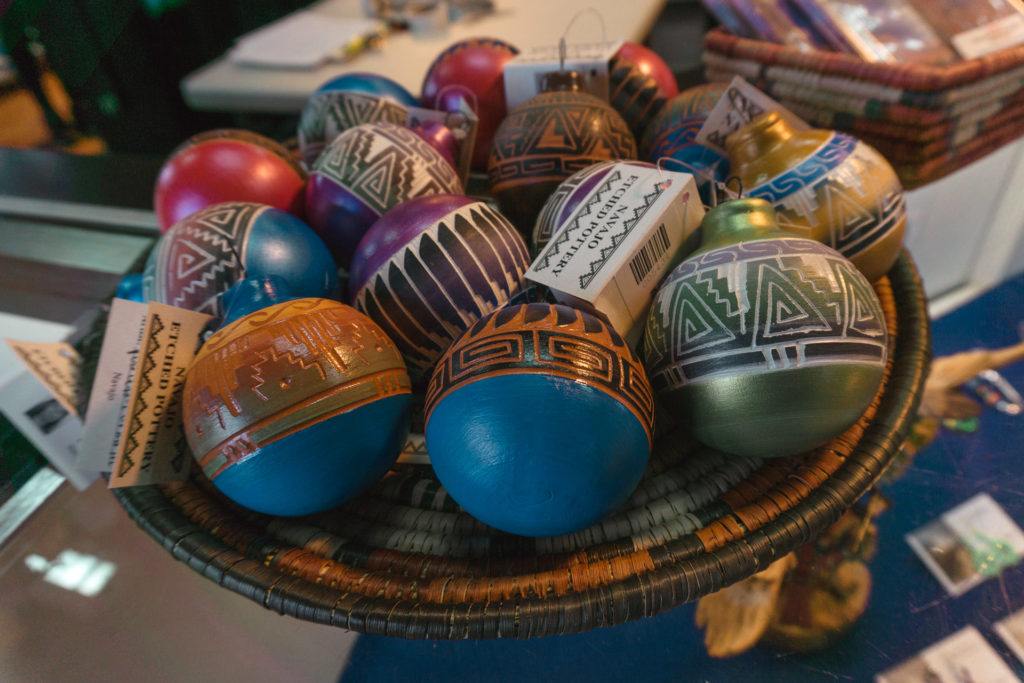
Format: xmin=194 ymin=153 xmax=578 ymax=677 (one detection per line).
xmin=700 ymin=1 xmax=1024 ymax=187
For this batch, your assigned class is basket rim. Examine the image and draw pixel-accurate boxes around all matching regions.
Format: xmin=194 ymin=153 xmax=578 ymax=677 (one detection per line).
xmin=112 ymin=251 xmax=930 ymax=639
xmin=704 ymin=28 xmax=1024 ymax=93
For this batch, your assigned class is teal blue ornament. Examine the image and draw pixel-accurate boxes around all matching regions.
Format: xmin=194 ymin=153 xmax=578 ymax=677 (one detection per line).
xmin=425 ymin=303 xmax=654 ymax=537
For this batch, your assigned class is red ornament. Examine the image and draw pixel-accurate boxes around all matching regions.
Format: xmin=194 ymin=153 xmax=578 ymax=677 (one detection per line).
xmin=154 ymin=129 xmax=306 ymax=232
xmin=615 ymin=42 xmax=678 ymax=99
xmin=421 ymin=38 xmax=519 ymax=171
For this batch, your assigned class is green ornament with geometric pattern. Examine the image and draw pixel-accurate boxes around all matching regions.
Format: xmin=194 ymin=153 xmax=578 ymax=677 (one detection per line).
xmin=643 ymin=198 xmax=888 ymax=458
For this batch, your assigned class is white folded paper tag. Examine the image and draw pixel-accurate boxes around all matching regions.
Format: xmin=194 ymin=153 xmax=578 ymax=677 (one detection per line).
xmin=77 ymin=299 xmax=212 ymax=487
xmin=503 ymin=40 xmax=623 ymax=110
xmin=5 ymin=340 xmax=82 ymax=418
xmin=695 ymin=76 xmax=809 ymax=155
xmin=78 ymin=299 xmax=149 ymax=475
xmin=107 ymin=302 xmax=212 ymax=488
xmin=526 ymin=163 xmax=705 ymax=342
xmin=0 ymin=371 xmax=93 ymax=490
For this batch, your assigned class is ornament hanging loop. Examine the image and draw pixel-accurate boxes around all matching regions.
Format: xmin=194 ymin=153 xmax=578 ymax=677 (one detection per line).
xmin=560 ymin=7 xmax=609 ymax=48
xmin=724 ymin=175 xmax=744 ymax=199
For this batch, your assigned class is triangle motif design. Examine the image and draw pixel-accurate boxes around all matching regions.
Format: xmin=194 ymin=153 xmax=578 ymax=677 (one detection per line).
xmin=173 ymin=239 xmax=217 ymax=280
xmin=670 ymin=283 xmax=736 ymax=357
xmin=824 ymin=181 xmax=876 ymax=244
xmin=757 ymin=264 xmax=832 ymax=340
xmin=840 ymin=265 xmax=885 ymax=337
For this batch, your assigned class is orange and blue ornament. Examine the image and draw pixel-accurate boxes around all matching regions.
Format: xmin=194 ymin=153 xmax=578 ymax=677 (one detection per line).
xmin=488 ymin=71 xmax=637 ymax=232
xmin=425 ymin=303 xmax=654 ymax=536
xmin=182 ymin=298 xmax=412 ymax=516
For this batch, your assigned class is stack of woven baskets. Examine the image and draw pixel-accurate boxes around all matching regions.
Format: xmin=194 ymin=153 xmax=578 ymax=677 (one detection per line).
xmin=704 ymin=29 xmax=1024 ymax=188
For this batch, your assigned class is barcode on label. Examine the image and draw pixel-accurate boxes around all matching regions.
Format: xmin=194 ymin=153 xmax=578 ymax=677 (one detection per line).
xmin=629 ymin=224 xmax=671 ymax=285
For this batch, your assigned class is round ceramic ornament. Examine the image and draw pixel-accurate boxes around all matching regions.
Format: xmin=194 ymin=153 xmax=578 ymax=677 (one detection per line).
xmin=154 ymin=129 xmax=306 ymax=231
xmin=727 ymin=111 xmax=906 ymax=282
xmin=297 ymin=72 xmax=417 ymax=167
xmin=349 ymin=194 xmax=531 ymax=383
xmin=616 ymin=42 xmax=678 ymax=100
xmin=421 ymin=38 xmax=519 ymax=171
xmin=488 ymin=85 xmax=637 ymax=232
xmin=425 ymin=303 xmax=654 ymax=537
xmin=531 ymin=160 xmax=653 ymax=254
xmin=142 ymin=202 xmax=338 ymax=316
xmin=640 ymin=83 xmax=729 ymax=204
xmin=643 ymin=198 xmax=888 ymax=459
xmin=183 ymin=298 xmax=412 ymax=516
xmin=305 ymin=122 xmax=462 ymax=266
xmin=640 ymin=83 xmax=725 ymax=158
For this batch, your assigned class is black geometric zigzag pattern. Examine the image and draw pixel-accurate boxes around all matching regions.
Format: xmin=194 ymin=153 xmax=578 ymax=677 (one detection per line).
xmin=313 ymin=123 xmax=461 ymax=215
xmin=353 ymin=202 xmax=530 ymax=381
xmin=143 ymin=202 xmax=261 ymax=315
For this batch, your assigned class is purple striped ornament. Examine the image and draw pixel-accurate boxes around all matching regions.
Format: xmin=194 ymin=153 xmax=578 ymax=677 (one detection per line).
xmin=350 ymin=195 xmax=531 ymax=383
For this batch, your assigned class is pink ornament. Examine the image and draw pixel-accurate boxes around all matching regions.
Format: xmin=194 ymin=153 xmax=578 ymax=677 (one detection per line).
xmin=421 ymin=38 xmax=519 ymax=171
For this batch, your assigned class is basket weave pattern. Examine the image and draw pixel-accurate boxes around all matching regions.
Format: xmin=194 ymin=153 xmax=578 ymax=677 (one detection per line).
xmin=703 ymin=29 xmax=1024 ymax=188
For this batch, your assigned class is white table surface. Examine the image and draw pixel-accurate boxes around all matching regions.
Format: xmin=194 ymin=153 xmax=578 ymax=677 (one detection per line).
xmin=181 ymin=0 xmax=666 ymax=113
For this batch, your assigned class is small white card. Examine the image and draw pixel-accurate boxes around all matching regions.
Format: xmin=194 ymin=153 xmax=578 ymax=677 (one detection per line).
xmin=108 ymin=302 xmax=211 ymax=488
xmin=877 ymin=626 xmax=1018 ymax=683
xmin=78 ymin=299 xmax=149 ymax=475
xmin=953 ymin=13 xmax=1024 ymax=60
xmin=695 ymin=76 xmax=809 ymax=155
xmin=0 ymin=371 xmax=93 ymax=491
xmin=527 ymin=164 xmax=705 ymax=341
xmin=503 ymin=40 xmax=622 ymax=110
xmin=77 ymin=299 xmax=212 ymax=487
xmin=5 ymin=340 xmax=82 ymax=418
xmin=906 ymin=493 xmax=1024 ymax=597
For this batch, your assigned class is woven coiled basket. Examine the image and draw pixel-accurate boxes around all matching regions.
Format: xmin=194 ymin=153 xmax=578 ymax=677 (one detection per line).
xmin=94 ymin=251 xmax=930 ymax=640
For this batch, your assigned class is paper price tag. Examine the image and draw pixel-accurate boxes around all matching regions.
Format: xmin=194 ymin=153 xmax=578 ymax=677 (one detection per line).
xmin=78 ymin=299 xmax=149 ymax=475
xmin=108 ymin=302 xmax=211 ymax=488
xmin=5 ymin=340 xmax=82 ymax=418
xmin=503 ymin=40 xmax=622 ymax=110
xmin=0 ymin=371 xmax=93 ymax=490
xmin=527 ymin=164 xmax=705 ymax=342
xmin=695 ymin=76 xmax=809 ymax=155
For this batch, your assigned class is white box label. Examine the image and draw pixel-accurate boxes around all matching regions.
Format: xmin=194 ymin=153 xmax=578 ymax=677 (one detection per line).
xmin=527 ymin=164 xmax=705 ymax=340
xmin=503 ymin=40 xmax=622 ymax=110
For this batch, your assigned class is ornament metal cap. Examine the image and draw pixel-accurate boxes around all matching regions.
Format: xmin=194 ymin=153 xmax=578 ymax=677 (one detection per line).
xmin=540 ymin=69 xmax=584 ymax=92
xmin=698 ymin=197 xmax=785 ymax=253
